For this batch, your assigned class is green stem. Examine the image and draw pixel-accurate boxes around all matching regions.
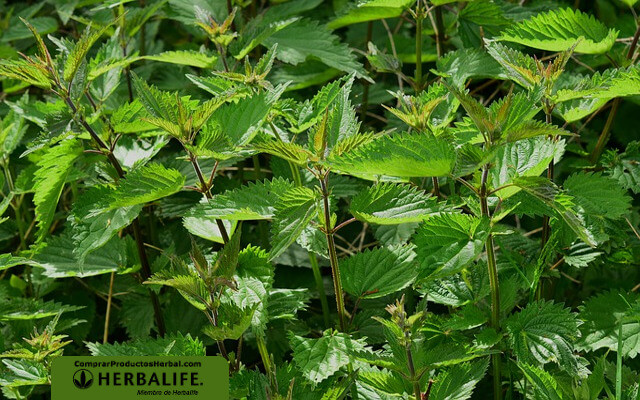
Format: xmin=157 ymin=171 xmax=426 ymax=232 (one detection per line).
xmin=434 ymin=6 xmax=445 ymax=58
xmin=288 ymin=160 xmax=331 ymax=327
xmin=480 ymin=165 xmax=502 ymax=400
xmin=319 ymin=172 xmax=347 ymax=331
xmin=616 ymin=319 xmax=623 ymax=400
xmin=256 ymin=334 xmax=273 ymax=378
xmin=415 ymin=3 xmax=424 ymax=93
xmin=405 ymin=333 xmax=421 ymax=400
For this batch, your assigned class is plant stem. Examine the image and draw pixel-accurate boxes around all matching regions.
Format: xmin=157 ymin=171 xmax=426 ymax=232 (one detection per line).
xmin=103 ymin=272 xmax=115 ymax=343
xmin=256 ymin=334 xmax=273 ymax=379
xmin=285 ymin=141 xmax=331 ymax=328
xmin=319 ymin=172 xmax=347 ymax=331
xmin=540 ymin=108 xmax=553 ymax=248
xmin=405 ymin=332 xmax=421 ymax=400
xmin=61 ymin=93 xmax=166 ymax=336
xmin=480 ymin=165 xmax=502 ymax=400
xmin=187 ymin=151 xmax=230 ymax=244
xmin=590 ymin=98 xmax=620 ymax=164
xmin=616 ymin=319 xmax=624 ymax=400
xmin=414 ymin=2 xmax=424 ymax=92
xmin=434 ymin=6 xmax=445 ymax=58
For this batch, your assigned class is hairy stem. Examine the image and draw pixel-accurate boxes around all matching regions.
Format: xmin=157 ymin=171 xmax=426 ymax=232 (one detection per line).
xmin=319 ymin=172 xmax=347 ymax=331
xmin=103 ymin=272 xmax=115 ymax=343
xmin=480 ymin=165 xmax=502 ymax=400
xmin=540 ymin=108 xmax=553 ymax=248
xmin=61 ymin=92 xmax=166 ymax=336
xmin=405 ymin=332 xmax=421 ymax=400
xmin=414 ymin=3 xmax=423 ymax=92
xmin=187 ymin=151 xmax=230 ymax=244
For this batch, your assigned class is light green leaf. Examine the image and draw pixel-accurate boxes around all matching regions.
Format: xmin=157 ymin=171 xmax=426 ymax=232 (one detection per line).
xmin=429 ymin=359 xmax=489 ymax=400
xmin=31 ymin=233 xmax=126 ymax=278
xmin=414 ymin=214 xmax=490 ymax=281
xmin=0 ymin=298 xmax=82 ymax=321
xmin=578 ymin=290 xmax=640 ymax=358
xmin=108 ymin=163 xmax=185 ymax=209
xmin=327 ymin=132 xmax=456 ymax=179
xmin=505 ymin=300 xmax=581 ymax=374
xmin=349 ymin=182 xmax=442 ymax=225
xmin=69 ymin=186 xmax=142 ymax=261
xmin=290 ymin=330 xmax=368 ymax=383
xmin=340 ymin=244 xmax=417 ymax=299
xmin=564 ymin=172 xmax=631 ymax=220
xmin=498 ymin=8 xmax=618 ymax=54
xmin=86 ymin=333 xmax=206 ymax=356
xmin=209 ymin=90 xmax=281 ymax=146
xmin=186 ymin=178 xmax=295 ymax=221
xmin=490 ymin=137 xmax=565 ymax=199
xmin=518 ymin=363 xmax=565 ymax=400
xmin=33 ymin=140 xmax=82 ymax=241
xmin=263 ymin=19 xmax=367 ymax=79
xmin=269 ymin=187 xmax=319 ymax=260
xmin=328 ymin=0 xmax=414 ymax=29
xmin=142 ymin=50 xmax=217 ymax=68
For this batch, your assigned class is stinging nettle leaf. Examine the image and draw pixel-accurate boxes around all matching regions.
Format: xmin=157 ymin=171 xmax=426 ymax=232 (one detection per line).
xmin=340 ymin=244 xmax=417 ymax=299
xmin=349 ymin=182 xmax=443 ymax=225
xmin=33 ymin=139 xmax=82 ymax=241
xmin=107 ymin=163 xmax=185 ymax=209
xmin=186 ymin=178 xmax=295 ymax=221
xmin=326 ymin=132 xmax=456 ymax=179
xmin=498 ymin=8 xmax=618 ymax=54
xmin=414 ymin=213 xmax=490 ymax=282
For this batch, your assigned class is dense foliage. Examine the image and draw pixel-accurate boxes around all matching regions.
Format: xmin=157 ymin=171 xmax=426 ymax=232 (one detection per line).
xmin=1 ymin=0 xmax=640 ymax=399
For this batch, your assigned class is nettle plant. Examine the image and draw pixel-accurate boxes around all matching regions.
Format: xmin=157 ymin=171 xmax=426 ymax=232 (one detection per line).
xmin=1 ymin=0 xmax=640 ymax=399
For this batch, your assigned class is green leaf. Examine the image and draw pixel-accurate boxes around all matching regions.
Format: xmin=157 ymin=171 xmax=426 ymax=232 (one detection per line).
xmin=513 ymin=176 xmax=596 ymax=247
xmin=203 ymin=303 xmax=256 ymax=341
xmin=142 ymin=50 xmax=217 ymax=68
xmin=263 ymin=19 xmax=367 ymax=79
xmin=0 ymin=298 xmax=82 ymax=321
xmin=340 ymin=244 xmax=417 ymax=299
xmin=435 ymin=48 xmax=506 ymax=87
xmin=578 ymin=290 xmax=640 ymax=358
xmin=108 ymin=163 xmax=185 ymax=209
xmin=326 ymin=132 xmax=456 ymax=179
xmin=328 ymin=0 xmax=414 ymax=29
xmin=0 ymin=359 xmax=48 ymax=387
xmin=518 ymin=363 xmax=565 ymax=400
xmin=485 ymin=41 xmax=540 ymax=89
xmin=349 ymin=182 xmax=442 ymax=225
xmin=563 ymin=172 xmax=631 ymax=220
xmin=31 ymin=233 xmax=126 ymax=278
xmin=64 ymin=24 xmax=110 ymax=82
xmin=209 ymin=90 xmax=281 ymax=146
xmin=498 ymin=8 xmax=618 ymax=54
xmin=69 ymin=186 xmax=142 ymax=261
xmin=86 ymin=333 xmax=206 ymax=356
xmin=186 ymin=178 xmax=295 ymax=221
xmin=414 ymin=214 xmax=490 ymax=281
xmin=505 ymin=300 xmax=581 ymax=374
xmin=33 ymin=140 xmax=82 ymax=241
xmin=490 ymin=137 xmax=565 ymax=199
xmin=269 ymin=187 xmax=319 ymax=260
xmin=252 ymin=138 xmax=313 ymax=166
xmin=429 ymin=359 xmax=489 ymax=400
xmin=290 ymin=330 xmax=368 ymax=384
